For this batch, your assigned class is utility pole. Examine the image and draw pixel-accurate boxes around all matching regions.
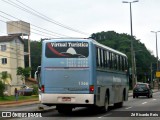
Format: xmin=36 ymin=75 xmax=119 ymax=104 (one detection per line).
xmin=151 ymin=31 xmax=160 ymax=89
xmin=151 ymin=63 xmax=153 ymax=88
xmin=122 ymin=0 xmax=138 ymax=89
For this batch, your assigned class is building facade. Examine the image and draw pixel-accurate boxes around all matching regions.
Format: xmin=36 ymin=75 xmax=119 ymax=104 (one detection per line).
xmin=0 ymin=35 xmax=24 ymax=95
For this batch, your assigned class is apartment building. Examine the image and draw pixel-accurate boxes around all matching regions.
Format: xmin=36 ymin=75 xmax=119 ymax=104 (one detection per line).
xmin=0 ymin=35 xmax=25 ymax=95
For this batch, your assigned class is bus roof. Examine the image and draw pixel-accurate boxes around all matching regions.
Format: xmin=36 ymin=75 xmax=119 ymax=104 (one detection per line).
xmin=42 ymin=38 xmax=127 ymax=58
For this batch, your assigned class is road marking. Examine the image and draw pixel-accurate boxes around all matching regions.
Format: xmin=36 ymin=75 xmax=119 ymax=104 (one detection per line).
xmin=152 ymin=99 xmax=156 ymax=101
xmin=125 ymin=107 xmax=132 ymax=109
xmin=142 ymin=102 xmax=147 ymax=104
xmin=98 ymin=113 xmax=112 ymax=118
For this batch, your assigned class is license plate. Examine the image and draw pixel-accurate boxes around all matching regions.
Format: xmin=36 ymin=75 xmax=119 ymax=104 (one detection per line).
xmin=62 ymin=97 xmax=71 ymax=102
xmin=138 ymin=88 xmax=143 ymax=91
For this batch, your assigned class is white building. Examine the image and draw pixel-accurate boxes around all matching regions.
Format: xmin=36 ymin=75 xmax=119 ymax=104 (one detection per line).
xmin=0 ymin=35 xmax=25 ymax=95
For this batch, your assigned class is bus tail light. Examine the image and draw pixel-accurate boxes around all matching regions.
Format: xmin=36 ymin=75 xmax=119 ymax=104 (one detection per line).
xmin=89 ymin=85 xmax=94 ymax=93
xmin=41 ymin=85 xmax=45 ymax=93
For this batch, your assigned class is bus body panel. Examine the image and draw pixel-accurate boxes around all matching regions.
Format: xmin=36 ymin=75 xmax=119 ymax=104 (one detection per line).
xmin=43 ymin=68 xmax=90 ymax=94
xmin=41 ymin=39 xmax=94 ymax=105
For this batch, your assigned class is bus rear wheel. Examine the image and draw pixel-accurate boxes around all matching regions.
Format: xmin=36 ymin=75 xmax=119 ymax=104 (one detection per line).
xmin=102 ymin=94 xmax=109 ymax=112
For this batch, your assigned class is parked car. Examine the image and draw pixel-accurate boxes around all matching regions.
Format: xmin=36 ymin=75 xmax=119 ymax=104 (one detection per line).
xmin=18 ymin=85 xmax=33 ymax=96
xmin=133 ymin=83 xmax=153 ymax=98
xmin=3 ymin=91 xmax=9 ymax=96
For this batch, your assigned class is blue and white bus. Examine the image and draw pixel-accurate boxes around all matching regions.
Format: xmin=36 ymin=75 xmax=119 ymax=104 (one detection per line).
xmin=36 ymin=38 xmax=129 ymax=113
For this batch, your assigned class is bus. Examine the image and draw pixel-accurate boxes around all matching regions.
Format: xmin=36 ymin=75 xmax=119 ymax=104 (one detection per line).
xmin=35 ymin=38 xmax=129 ymax=113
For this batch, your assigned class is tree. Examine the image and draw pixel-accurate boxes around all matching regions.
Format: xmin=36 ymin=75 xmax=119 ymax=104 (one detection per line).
xmin=17 ymin=67 xmax=31 ymax=83
xmin=0 ymin=81 xmax=5 ymax=97
xmin=0 ymin=72 xmax=12 ymax=84
xmin=24 ymin=40 xmax=42 ymax=77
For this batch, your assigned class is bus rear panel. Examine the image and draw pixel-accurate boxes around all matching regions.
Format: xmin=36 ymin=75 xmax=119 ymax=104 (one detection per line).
xmin=40 ymin=39 xmax=95 ymax=106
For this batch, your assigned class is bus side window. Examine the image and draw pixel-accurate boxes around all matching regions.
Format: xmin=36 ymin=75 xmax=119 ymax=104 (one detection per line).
xmin=112 ymin=53 xmax=115 ymax=69
xmin=103 ymin=50 xmax=106 ymax=68
xmin=96 ymin=47 xmax=99 ymax=67
xmin=106 ymin=51 xmax=109 ymax=69
xmin=113 ymin=53 xmax=117 ymax=70
xmin=120 ymin=56 xmax=122 ymax=71
xmin=122 ymin=57 xmax=124 ymax=71
xmin=104 ymin=50 xmax=107 ymax=68
xmin=99 ymin=48 xmax=102 ymax=68
xmin=116 ymin=54 xmax=119 ymax=70
xmin=122 ymin=57 xmax=125 ymax=71
xmin=101 ymin=49 xmax=104 ymax=68
xmin=109 ymin=52 xmax=112 ymax=69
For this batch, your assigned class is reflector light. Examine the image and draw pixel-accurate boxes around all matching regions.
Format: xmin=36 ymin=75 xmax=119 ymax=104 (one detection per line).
xmin=89 ymin=85 xmax=94 ymax=92
xmin=41 ymin=85 xmax=44 ymax=93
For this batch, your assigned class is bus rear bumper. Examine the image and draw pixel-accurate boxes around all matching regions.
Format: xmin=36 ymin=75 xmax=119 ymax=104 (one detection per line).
xmin=41 ymin=94 xmax=94 ymax=105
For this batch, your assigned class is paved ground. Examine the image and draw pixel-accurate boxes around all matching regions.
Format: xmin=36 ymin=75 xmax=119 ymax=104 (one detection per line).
xmin=0 ymin=89 xmax=159 ymax=109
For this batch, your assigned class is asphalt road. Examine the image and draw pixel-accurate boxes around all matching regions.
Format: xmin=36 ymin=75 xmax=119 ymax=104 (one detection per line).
xmin=2 ymin=91 xmax=160 ymax=120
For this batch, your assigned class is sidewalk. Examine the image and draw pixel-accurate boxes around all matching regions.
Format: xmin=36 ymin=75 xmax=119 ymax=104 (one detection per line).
xmin=0 ymin=99 xmax=40 ymax=108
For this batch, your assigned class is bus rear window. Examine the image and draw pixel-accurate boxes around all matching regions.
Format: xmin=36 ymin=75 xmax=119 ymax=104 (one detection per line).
xmin=45 ymin=42 xmax=89 ymax=58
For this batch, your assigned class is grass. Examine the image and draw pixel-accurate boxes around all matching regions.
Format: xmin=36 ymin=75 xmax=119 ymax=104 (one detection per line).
xmin=0 ymin=95 xmax=38 ymax=102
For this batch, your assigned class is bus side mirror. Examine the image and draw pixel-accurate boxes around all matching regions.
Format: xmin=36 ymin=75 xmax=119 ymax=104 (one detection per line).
xmin=35 ymin=66 xmax=41 ymax=89
xmin=34 ymin=71 xmax=38 ymax=80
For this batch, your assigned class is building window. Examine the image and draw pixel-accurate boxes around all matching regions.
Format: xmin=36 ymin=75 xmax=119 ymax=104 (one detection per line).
xmin=1 ymin=45 xmax=6 ymax=51
xmin=2 ymin=58 xmax=7 ymax=64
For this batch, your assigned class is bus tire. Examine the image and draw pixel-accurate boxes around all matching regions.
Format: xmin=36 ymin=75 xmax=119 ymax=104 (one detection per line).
xmin=102 ymin=93 xmax=109 ymax=112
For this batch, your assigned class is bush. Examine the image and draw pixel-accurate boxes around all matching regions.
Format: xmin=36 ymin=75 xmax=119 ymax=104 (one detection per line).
xmin=32 ymin=85 xmax=38 ymax=95
xmin=0 ymin=81 xmax=5 ymax=97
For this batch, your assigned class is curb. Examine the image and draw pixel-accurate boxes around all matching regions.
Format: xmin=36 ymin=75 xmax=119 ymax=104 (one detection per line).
xmin=0 ymin=100 xmax=40 ymax=108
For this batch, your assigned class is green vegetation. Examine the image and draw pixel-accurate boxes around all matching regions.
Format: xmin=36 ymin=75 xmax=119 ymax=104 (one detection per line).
xmin=0 ymin=72 xmax=11 ymax=97
xmin=32 ymin=85 xmax=38 ymax=95
xmin=0 ymin=81 xmax=5 ymax=97
xmin=17 ymin=67 xmax=32 ymax=82
xmin=0 ymin=95 xmax=38 ymax=102
xmin=24 ymin=40 xmax=42 ymax=77
xmin=0 ymin=72 xmax=12 ymax=84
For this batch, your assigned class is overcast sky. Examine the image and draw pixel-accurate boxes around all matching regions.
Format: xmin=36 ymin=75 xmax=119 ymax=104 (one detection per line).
xmin=0 ymin=0 xmax=160 ymax=58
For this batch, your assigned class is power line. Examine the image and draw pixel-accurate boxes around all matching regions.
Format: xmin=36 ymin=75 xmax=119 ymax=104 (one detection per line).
xmin=0 ymin=11 xmax=70 ymax=37
xmin=14 ymin=0 xmax=89 ymax=36
xmin=0 ymin=13 xmax=62 ymax=38
xmin=0 ymin=19 xmax=55 ymax=38
xmin=2 ymin=0 xmax=89 ymax=36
